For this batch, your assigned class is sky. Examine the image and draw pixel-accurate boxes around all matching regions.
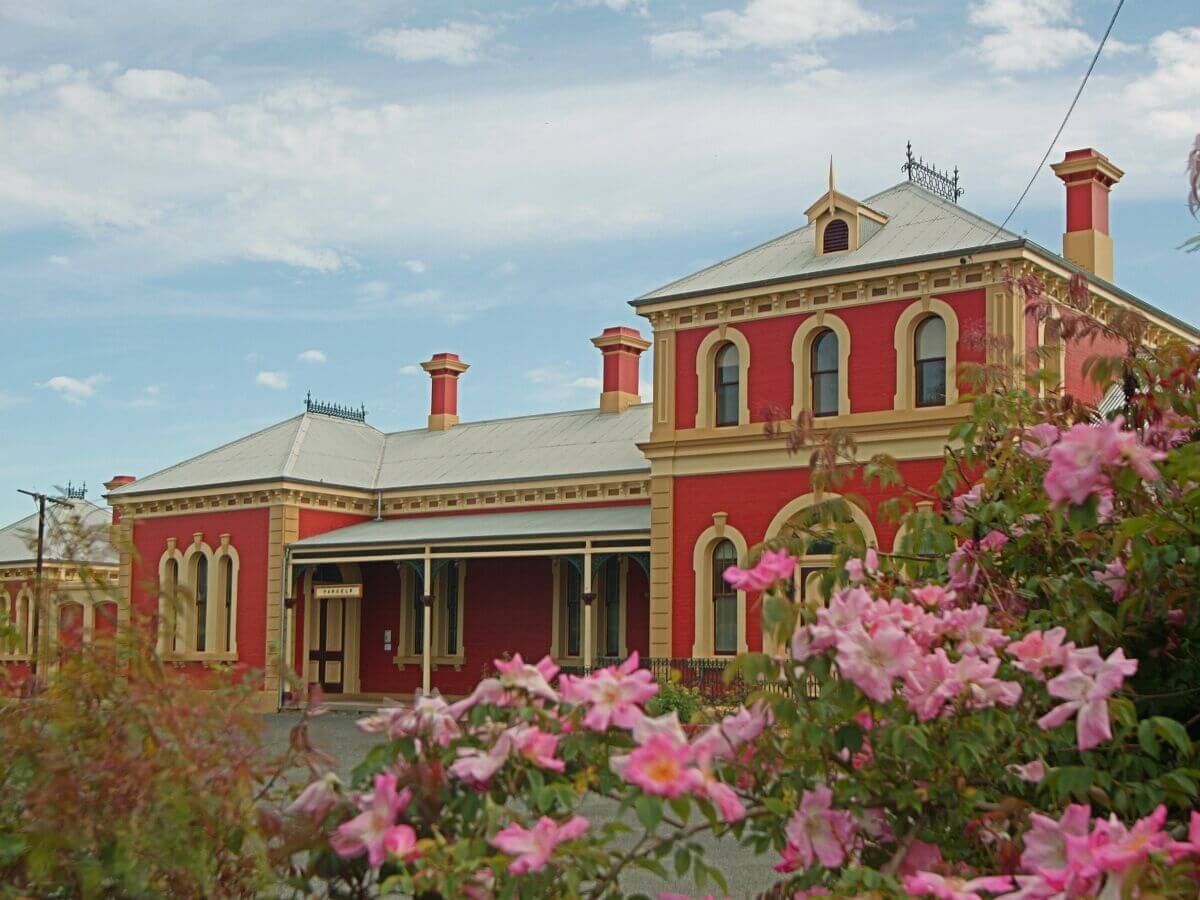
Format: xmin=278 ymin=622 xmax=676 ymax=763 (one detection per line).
xmin=0 ymin=0 xmax=1197 ymax=524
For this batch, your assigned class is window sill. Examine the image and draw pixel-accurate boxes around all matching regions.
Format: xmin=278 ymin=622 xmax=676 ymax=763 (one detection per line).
xmin=164 ymin=651 xmax=239 ymax=664
xmin=392 ymin=654 xmax=465 ymax=672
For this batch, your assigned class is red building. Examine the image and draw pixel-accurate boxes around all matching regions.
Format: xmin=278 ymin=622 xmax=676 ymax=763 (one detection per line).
xmin=17 ymin=149 xmax=1196 ymax=710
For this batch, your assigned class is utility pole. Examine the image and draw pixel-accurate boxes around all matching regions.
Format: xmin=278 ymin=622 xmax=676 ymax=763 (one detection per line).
xmin=17 ymin=489 xmax=71 ymax=680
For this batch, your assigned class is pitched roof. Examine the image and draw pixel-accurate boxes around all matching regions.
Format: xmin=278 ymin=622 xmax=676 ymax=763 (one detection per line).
xmin=292 ymin=504 xmax=650 ymax=551
xmin=635 ymin=181 xmax=1019 ymax=303
xmin=0 ymin=498 xmax=117 ymax=567
xmin=108 ymin=404 xmax=653 ymax=498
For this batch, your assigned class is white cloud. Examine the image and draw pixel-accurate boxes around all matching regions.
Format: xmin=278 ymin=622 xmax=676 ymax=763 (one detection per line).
xmin=364 ymin=24 xmax=493 ymax=65
xmin=0 ymin=389 xmax=24 ymax=408
xmin=526 ymin=366 xmax=601 ymax=395
xmin=967 ymin=0 xmax=1130 ymax=73
xmin=1123 ymin=28 xmax=1200 ymax=139
xmin=575 ymin=0 xmax=648 ymax=10
xmin=298 ymin=349 xmax=327 ymax=364
xmin=401 ymin=259 xmax=428 ymax=274
xmin=399 ymin=364 xmax=424 ymax=376
xmin=354 ymin=280 xmax=492 ymax=323
xmin=256 ymin=370 xmax=289 ymax=390
xmin=47 ymin=254 xmax=69 ymax=265
xmin=40 ymin=373 xmax=107 ymax=403
xmin=0 ymin=63 xmax=76 ymax=96
xmin=651 ymin=0 xmax=895 ymax=60
xmin=113 ymin=68 xmax=216 ymax=103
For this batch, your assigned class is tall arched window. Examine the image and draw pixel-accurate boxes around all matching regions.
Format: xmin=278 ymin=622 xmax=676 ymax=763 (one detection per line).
xmin=811 ymin=329 xmax=840 ymax=417
xmin=714 ymin=343 xmax=740 ymax=427
xmin=193 ymin=556 xmax=208 ymax=652
xmin=915 ymin=315 xmax=947 ymax=407
xmin=823 ymin=219 xmax=849 ymax=253
xmin=712 ymin=540 xmax=739 ymax=655
xmin=221 ymin=555 xmax=234 ymax=651
xmin=164 ymin=558 xmax=180 ymax=650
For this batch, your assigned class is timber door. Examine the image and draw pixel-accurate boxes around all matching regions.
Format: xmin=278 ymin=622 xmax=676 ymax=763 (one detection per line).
xmin=308 ymin=596 xmax=346 ymax=694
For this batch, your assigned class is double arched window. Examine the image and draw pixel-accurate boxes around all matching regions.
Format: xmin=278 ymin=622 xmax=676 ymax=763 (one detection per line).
xmin=714 ymin=343 xmax=740 ymax=427
xmin=914 ymin=315 xmax=947 ymax=407
xmin=810 ymin=329 xmax=840 ymax=417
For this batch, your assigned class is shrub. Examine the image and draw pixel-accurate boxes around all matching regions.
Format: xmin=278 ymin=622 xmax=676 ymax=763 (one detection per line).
xmin=0 ymin=623 xmax=284 ymax=898
xmin=644 ymin=675 xmax=702 ymax=723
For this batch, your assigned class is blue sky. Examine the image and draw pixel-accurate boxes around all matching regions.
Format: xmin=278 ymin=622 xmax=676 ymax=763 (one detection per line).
xmin=0 ymin=0 xmax=1197 ymax=524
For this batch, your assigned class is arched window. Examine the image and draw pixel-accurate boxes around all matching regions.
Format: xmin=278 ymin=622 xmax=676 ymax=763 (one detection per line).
xmin=221 ymin=555 xmax=234 ymax=651
xmin=714 ymin=343 xmax=740 ymax=427
xmin=164 ymin=557 xmax=180 ymax=650
xmin=914 ymin=315 xmax=947 ymax=407
xmin=712 ymin=540 xmax=739 ymax=655
xmin=193 ymin=556 xmax=208 ymax=652
xmin=811 ymin=329 xmax=840 ymax=417
xmin=823 ymin=219 xmax=849 ymax=253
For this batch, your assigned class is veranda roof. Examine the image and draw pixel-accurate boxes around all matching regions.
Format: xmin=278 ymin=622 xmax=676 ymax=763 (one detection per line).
xmin=0 ymin=498 xmax=117 ymax=567
xmin=289 ymin=504 xmax=650 ymax=554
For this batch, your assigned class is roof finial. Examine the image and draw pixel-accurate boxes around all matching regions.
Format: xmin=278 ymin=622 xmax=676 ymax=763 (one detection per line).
xmin=828 ymin=156 xmax=836 ymax=194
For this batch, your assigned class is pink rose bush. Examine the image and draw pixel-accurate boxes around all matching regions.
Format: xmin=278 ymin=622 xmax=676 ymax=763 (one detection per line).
xmin=285 ymin=334 xmax=1200 ymax=898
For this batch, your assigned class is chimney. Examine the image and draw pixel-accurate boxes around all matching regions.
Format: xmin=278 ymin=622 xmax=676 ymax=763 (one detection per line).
xmin=1050 ymin=148 xmax=1123 ymax=282
xmin=590 ymin=326 xmax=650 ymax=413
xmin=420 ymin=353 xmax=469 ymax=430
xmin=104 ymin=475 xmax=136 ymax=525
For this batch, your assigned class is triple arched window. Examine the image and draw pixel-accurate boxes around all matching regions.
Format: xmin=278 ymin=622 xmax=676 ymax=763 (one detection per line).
xmin=158 ymin=534 xmax=239 ymax=658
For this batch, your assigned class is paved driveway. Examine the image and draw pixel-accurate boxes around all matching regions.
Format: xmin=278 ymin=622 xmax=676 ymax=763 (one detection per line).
xmin=261 ymin=711 xmax=778 ymax=898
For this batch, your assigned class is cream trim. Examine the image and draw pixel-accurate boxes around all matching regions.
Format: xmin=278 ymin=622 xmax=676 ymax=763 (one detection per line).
xmin=180 ymin=535 xmax=215 ymax=654
xmin=691 ymin=514 xmax=749 ymax=659
xmin=0 ymin=586 xmax=33 ymax=660
xmin=893 ymin=297 xmax=960 ymax=410
xmin=1036 ymin=317 xmax=1066 ymax=395
xmin=694 ymin=326 xmax=751 ymax=429
xmin=212 ymin=534 xmax=240 ymax=655
xmin=791 ymin=312 xmax=852 ymax=419
xmin=764 ymin=491 xmax=879 ymax=549
xmin=157 ymin=541 xmax=184 ymax=655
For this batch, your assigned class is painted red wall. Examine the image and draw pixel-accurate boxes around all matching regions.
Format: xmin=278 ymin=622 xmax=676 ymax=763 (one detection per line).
xmin=669 ymin=457 xmax=946 ymax=657
xmin=673 ymin=290 xmax=987 ymax=428
xmin=129 ymin=507 xmax=271 ymax=682
xmin=1064 ymin=331 xmax=1126 ymax=406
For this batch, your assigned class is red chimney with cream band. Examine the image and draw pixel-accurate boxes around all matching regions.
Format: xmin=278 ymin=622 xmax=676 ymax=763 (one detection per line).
xmin=421 ymin=353 xmax=469 ymax=430
xmin=1050 ymin=148 xmax=1123 ymax=282
xmin=591 ymin=326 xmax=650 ymax=413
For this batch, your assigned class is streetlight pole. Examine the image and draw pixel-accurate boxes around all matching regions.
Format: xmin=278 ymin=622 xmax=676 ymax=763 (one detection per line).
xmin=17 ymin=489 xmax=71 ymax=680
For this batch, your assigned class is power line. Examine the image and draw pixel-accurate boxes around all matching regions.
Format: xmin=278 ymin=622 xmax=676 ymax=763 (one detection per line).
xmin=985 ymin=0 xmax=1127 ymax=244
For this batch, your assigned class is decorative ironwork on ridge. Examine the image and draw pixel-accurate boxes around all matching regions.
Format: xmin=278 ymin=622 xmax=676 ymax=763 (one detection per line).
xmin=64 ymin=481 xmax=87 ymax=500
xmin=902 ymin=141 xmax=964 ymax=204
xmin=304 ymin=392 xmax=367 ymax=423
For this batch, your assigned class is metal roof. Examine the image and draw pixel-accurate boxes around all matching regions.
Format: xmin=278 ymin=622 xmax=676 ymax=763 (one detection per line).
xmin=109 ymin=404 xmax=653 ymax=498
xmin=290 ymin=504 xmax=650 ymax=550
xmin=0 ymin=498 xmax=117 ymax=568
xmin=635 ymin=181 xmax=1019 ymax=303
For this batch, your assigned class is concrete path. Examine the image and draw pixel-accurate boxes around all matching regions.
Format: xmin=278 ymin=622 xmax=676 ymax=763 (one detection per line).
xmin=261 ymin=711 xmax=780 ymax=898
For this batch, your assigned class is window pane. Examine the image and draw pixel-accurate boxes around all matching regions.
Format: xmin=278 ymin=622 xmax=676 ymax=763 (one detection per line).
xmin=446 ymin=562 xmax=459 ymax=655
xmin=714 ymin=595 xmax=737 ymax=654
xmin=915 ymin=316 xmax=946 ymax=362
xmin=813 ymin=371 xmax=839 ymax=416
xmin=195 ymin=557 xmax=208 ymax=652
xmin=812 ymin=330 xmax=838 ymax=371
xmin=917 ymin=359 xmax=946 ymax=406
xmin=714 ymin=344 xmax=739 ymax=426
xmin=712 ymin=540 xmax=737 ymax=594
xmin=223 ymin=557 xmax=233 ymax=652
xmin=604 ymin=560 xmax=620 ymax=657
xmin=566 ymin=565 xmax=581 ymax=657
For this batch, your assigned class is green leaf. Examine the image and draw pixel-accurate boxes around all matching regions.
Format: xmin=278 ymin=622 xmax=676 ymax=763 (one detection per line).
xmin=668 ymin=795 xmax=691 ymax=824
xmin=1087 ymin=609 xmax=1117 ymax=636
xmin=1152 ymin=717 xmax=1193 ymax=758
xmin=674 ymin=848 xmax=690 ymax=878
xmin=834 ymin=723 xmax=865 ymax=754
xmin=631 ymin=856 xmax=669 ymax=880
xmin=1138 ymin=719 xmax=1159 ymax=759
xmin=635 ymin=794 xmax=663 ymax=832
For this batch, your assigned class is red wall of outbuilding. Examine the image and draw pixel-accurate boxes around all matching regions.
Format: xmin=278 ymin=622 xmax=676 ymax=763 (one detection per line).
xmin=674 ymin=290 xmax=987 ymax=428
xmin=669 ymin=457 xmax=946 ymax=657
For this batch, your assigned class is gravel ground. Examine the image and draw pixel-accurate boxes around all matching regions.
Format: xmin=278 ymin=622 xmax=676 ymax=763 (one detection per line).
xmin=261 ymin=711 xmax=778 ymax=898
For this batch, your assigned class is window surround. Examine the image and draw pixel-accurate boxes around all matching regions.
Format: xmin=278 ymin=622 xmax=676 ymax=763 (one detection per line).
xmin=892 ymin=298 xmax=959 ymax=410
xmin=691 ymin=513 xmax=750 ymax=658
xmin=694 ymin=326 xmax=751 ymax=429
xmin=158 ymin=535 xmax=238 ymax=662
xmin=765 ymin=491 xmax=879 ymax=550
xmin=0 ymin=587 xmax=33 ymax=660
xmin=791 ymin=313 xmax=852 ymax=419
xmin=394 ymin=561 xmax=466 ymax=669
xmin=212 ymin=534 xmax=240 ymax=656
